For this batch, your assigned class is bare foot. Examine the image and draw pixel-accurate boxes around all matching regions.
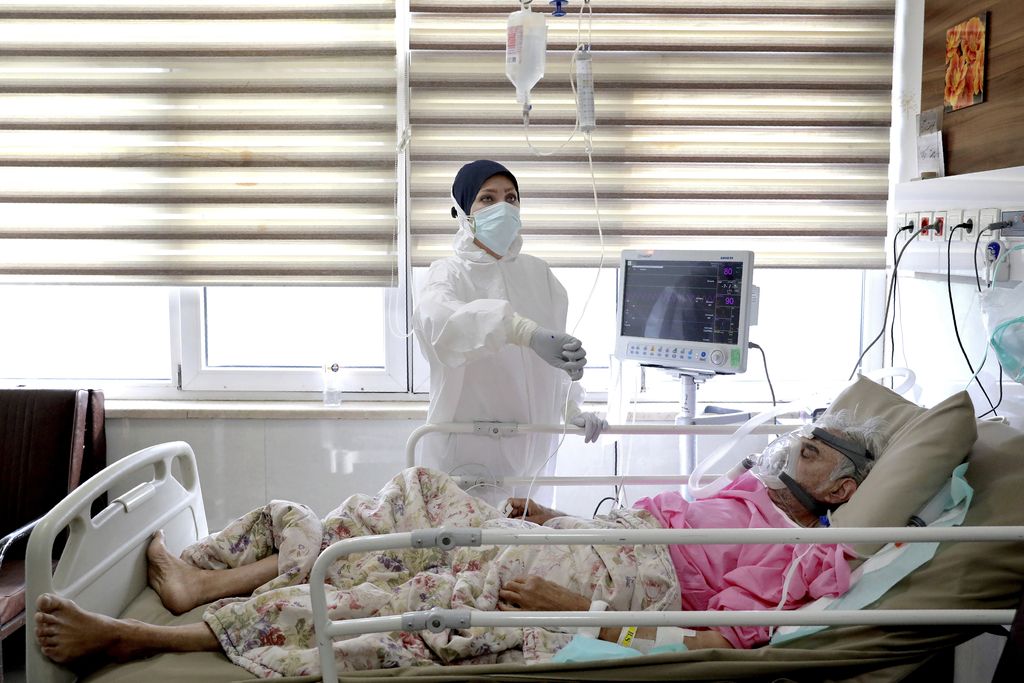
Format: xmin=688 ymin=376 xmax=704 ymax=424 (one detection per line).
xmin=147 ymin=530 xmax=206 ymax=615
xmin=35 ymin=594 xmax=147 ymax=664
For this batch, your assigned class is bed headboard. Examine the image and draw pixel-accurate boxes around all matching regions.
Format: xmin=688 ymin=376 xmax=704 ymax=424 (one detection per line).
xmin=24 ymin=441 xmax=208 ymax=683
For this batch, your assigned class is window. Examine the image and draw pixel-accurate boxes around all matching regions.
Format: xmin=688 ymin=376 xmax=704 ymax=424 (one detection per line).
xmin=179 ymin=286 xmax=406 ymax=393
xmin=0 ymin=285 xmax=171 ymax=381
xmin=2 ymin=2 xmax=895 ymax=400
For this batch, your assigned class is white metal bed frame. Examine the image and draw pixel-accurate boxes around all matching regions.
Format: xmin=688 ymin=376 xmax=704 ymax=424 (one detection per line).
xmin=22 ymin=427 xmax=1024 ymax=683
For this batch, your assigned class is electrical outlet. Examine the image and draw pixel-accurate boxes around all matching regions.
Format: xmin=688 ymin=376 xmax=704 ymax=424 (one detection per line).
xmin=945 ymin=209 xmax=964 ymax=241
xmin=919 ymin=212 xmax=933 ymax=237
xmin=931 ymin=211 xmax=946 ymax=241
xmin=980 ymin=208 xmax=1002 ymax=230
xmin=961 ymin=209 xmax=980 ymax=241
xmin=999 ymin=209 xmax=1024 ymax=236
xmin=903 ymin=212 xmax=918 ymax=246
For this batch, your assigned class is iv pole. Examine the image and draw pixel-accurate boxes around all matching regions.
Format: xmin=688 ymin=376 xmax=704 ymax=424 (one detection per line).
xmin=674 ymin=370 xmax=750 ymax=482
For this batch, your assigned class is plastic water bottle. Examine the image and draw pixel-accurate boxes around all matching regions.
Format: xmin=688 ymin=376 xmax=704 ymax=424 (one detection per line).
xmin=506 ymin=7 xmax=547 ymax=107
xmin=323 ymin=361 xmax=344 ymax=406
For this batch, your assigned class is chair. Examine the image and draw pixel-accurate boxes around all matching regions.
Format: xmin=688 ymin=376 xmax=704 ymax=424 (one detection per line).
xmin=0 ymin=389 xmax=105 ymax=680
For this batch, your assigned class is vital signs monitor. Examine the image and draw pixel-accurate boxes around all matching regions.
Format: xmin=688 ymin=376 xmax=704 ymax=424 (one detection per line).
xmin=615 ymin=250 xmax=755 ymax=374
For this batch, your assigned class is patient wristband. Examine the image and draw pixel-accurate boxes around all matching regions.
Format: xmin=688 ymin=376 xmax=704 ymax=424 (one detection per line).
xmin=617 ymin=625 xmax=638 ymax=648
xmin=577 ymin=600 xmax=608 ymax=639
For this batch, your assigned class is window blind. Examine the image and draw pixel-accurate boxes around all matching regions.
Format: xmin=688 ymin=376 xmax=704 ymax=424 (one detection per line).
xmin=408 ymin=0 xmax=895 ymax=269
xmin=0 ymin=1 xmax=398 ymax=284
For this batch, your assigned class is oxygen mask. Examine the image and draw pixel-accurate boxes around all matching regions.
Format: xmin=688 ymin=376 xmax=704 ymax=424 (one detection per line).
xmin=746 ymin=424 xmax=814 ymax=491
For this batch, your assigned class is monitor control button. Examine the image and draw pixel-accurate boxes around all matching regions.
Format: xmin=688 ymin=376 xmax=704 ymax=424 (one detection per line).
xmin=710 ymin=349 xmax=726 ymax=366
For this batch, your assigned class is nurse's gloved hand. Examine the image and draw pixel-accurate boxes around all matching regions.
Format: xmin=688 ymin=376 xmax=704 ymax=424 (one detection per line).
xmin=571 ymin=412 xmax=608 ymax=443
xmin=528 ymin=327 xmax=587 ymax=379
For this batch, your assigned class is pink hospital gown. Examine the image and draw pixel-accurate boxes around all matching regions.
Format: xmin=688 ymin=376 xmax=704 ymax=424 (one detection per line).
xmin=633 ymin=472 xmax=854 ymax=649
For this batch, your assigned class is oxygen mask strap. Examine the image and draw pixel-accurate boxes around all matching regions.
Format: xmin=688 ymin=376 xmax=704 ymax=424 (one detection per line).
xmin=779 ymin=472 xmax=833 ymax=519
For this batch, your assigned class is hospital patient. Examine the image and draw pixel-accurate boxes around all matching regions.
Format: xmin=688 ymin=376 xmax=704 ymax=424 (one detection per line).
xmin=34 ymin=410 xmax=885 ymax=673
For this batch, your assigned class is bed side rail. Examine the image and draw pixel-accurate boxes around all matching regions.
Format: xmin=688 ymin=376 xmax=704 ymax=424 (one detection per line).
xmin=310 ymin=526 xmax=1024 ymax=683
xmin=25 ymin=441 xmax=208 ymax=683
xmin=405 ymin=422 xmax=791 ymax=481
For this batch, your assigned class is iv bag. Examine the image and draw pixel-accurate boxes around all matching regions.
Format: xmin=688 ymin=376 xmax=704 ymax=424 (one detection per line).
xmin=506 ymin=7 xmax=547 ymax=107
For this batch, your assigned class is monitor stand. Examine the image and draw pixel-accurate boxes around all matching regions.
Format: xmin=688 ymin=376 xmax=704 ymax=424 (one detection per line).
xmin=672 ymin=370 xmax=751 ymax=477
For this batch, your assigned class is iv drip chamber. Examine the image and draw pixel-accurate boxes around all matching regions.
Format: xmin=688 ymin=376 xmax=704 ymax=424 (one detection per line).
xmin=506 ymin=6 xmax=547 ymax=108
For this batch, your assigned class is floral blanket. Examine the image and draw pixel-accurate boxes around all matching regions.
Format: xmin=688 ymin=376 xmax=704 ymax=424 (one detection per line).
xmin=183 ymin=467 xmax=681 ymax=677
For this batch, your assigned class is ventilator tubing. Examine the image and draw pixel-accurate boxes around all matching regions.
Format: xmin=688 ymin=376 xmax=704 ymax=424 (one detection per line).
xmin=862 ymin=367 xmax=917 ymax=397
xmin=687 ymin=400 xmax=812 ymax=500
xmin=686 ymin=368 xmax=916 ymax=500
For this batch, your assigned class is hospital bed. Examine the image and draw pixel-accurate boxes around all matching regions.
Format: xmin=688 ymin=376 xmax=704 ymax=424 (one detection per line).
xmin=22 ymin=387 xmax=1024 ymax=682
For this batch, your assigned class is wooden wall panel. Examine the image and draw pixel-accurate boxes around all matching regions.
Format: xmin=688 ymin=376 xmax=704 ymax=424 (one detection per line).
xmin=922 ymin=0 xmax=1024 ymax=175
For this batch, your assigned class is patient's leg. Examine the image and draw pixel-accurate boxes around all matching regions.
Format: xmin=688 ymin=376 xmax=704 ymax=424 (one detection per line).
xmin=35 ymin=594 xmax=220 ymax=665
xmin=147 ymin=530 xmax=279 ymax=615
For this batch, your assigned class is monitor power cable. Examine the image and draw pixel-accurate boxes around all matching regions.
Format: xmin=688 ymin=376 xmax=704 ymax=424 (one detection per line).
xmin=947 ymin=220 xmax=998 ymax=417
xmin=748 ymin=342 xmax=776 ymax=407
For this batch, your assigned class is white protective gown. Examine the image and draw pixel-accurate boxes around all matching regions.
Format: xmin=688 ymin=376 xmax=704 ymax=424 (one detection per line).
xmin=413 ymin=226 xmax=582 ymax=505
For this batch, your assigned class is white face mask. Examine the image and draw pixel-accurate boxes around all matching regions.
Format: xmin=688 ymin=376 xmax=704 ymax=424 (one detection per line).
xmin=467 ymin=201 xmax=522 ymax=257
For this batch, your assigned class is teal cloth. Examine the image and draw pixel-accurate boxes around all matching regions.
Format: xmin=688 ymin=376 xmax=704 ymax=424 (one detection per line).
xmin=551 ymin=636 xmax=643 ymax=662
xmin=551 ymin=635 xmax=688 ymax=662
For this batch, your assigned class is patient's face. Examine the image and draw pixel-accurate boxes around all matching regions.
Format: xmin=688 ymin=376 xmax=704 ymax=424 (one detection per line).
xmin=792 ymin=434 xmax=846 ymax=498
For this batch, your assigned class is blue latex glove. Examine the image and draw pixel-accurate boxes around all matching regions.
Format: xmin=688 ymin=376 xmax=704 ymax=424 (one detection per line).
xmin=571 ymin=412 xmax=608 ymax=443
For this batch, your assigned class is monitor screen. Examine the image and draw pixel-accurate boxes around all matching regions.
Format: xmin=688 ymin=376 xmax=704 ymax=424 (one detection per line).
xmin=616 ymin=250 xmax=753 ymax=374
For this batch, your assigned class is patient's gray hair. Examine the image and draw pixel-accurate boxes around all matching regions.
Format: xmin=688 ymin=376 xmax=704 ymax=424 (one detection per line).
xmin=815 ymin=409 xmax=889 ymax=484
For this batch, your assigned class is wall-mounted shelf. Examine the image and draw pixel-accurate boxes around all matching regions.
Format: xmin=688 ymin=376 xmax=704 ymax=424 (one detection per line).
xmin=894 ymin=166 xmax=1024 ymax=211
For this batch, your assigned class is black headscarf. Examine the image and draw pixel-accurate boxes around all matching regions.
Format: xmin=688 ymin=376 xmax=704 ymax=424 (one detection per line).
xmin=450 ymin=160 xmax=520 ymax=218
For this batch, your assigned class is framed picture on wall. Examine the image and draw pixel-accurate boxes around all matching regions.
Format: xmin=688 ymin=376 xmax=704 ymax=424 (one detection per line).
xmin=944 ymin=13 xmax=987 ymax=113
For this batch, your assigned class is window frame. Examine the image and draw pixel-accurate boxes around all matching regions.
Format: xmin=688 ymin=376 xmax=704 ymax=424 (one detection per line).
xmin=177 ymin=286 xmax=409 ymax=394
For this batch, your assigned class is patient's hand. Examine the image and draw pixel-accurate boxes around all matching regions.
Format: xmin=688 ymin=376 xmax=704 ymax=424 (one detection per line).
xmin=498 ymin=575 xmax=590 ymax=612
xmin=504 ymin=497 xmax=562 ymax=525
xmin=684 ymin=629 xmax=733 ymax=650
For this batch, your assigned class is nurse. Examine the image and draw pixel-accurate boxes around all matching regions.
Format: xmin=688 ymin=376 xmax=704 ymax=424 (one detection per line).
xmin=413 ymin=160 xmax=606 ymax=505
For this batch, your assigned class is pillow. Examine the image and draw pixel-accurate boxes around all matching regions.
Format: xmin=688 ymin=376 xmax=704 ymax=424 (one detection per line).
xmin=826 ymin=377 xmax=978 ymax=551
xmin=787 ymin=418 xmax=1024 ymax=664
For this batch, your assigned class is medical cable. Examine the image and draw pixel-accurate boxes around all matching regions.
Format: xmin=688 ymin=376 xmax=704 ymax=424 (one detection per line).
xmin=463 ymin=481 xmax=516 ymax=500
xmin=973 ymin=222 xmax=1010 ymax=291
xmin=613 ymin=362 xmax=643 ymax=509
xmin=977 ymin=366 xmax=1004 ymax=419
xmin=769 ymin=544 xmax=815 ymax=639
xmin=889 ymin=223 xmax=915 ymax=374
xmin=847 ymin=225 xmax=923 ymax=380
xmin=946 ymin=221 xmax=997 ymax=416
xmin=592 ymin=496 xmax=618 ymax=518
xmin=748 ymin=342 xmax=776 ymax=407
xmin=520 ymin=426 xmax=569 ymax=522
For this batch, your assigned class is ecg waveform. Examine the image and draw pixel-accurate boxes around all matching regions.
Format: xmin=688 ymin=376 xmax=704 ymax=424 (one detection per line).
xmin=621 ymin=260 xmax=743 ymax=344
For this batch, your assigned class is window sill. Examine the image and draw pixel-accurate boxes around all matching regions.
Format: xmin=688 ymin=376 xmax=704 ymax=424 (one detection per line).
xmin=104 ymin=400 xmax=688 ymax=422
xmin=105 ymin=400 xmax=429 ymax=420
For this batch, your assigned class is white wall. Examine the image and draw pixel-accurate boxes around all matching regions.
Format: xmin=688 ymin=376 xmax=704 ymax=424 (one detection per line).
xmin=106 ymin=415 xmax=769 ymax=529
xmin=889 ymin=1 xmax=1023 ymax=424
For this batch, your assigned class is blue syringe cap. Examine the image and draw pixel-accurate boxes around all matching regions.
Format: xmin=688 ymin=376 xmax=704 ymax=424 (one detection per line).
xmin=549 ymin=0 xmax=569 ymax=17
